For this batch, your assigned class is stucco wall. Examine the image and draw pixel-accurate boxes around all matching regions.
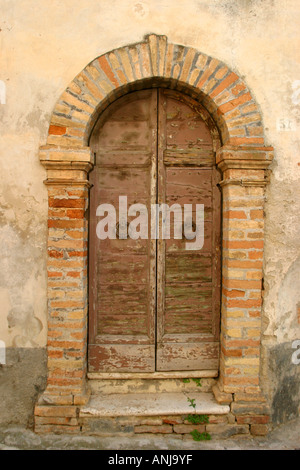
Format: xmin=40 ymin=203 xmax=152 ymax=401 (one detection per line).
xmin=0 ymin=0 xmax=299 ymax=425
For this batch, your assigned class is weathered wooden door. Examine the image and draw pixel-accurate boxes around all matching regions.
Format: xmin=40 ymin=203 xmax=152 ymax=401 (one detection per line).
xmin=88 ymin=88 xmax=221 ymax=373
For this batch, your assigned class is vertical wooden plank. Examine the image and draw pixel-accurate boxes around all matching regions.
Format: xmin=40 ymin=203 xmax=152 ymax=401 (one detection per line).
xmin=88 ymin=161 xmax=98 ymax=344
xmin=156 ymin=89 xmax=167 ymax=358
xmin=211 ymin=166 xmax=222 ymax=339
xmin=149 ymin=89 xmax=158 ymax=346
xmin=88 ymin=89 xmax=158 ymax=372
xmin=156 ymin=89 xmax=220 ymax=371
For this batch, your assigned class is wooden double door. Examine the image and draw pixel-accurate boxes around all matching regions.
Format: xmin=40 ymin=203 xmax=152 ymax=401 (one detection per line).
xmin=88 ymin=88 xmax=221 ymax=373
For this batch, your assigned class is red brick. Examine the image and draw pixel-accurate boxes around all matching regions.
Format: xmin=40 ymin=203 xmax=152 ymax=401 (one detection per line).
xmin=48 ymin=350 xmax=64 ymax=358
xmin=222 ymin=288 xmax=245 ymax=298
xmin=162 ymin=417 xmax=183 ymax=425
xmin=64 ymin=350 xmax=86 ymax=358
xmin=223 ymin=279 xmax=262 ymax=290
xmin=226 ymin=259 xmax=263 ymax=269
xmin=250 ymin=210 xmax=264 ymax=219
xmin=47 ymin=339 xmax=84 ymax=349
xmin=236 ymin=415 xmax=270 ymax=425
xmin=222 ymin=348 xmax=243 ymax=357
xmin=243 ymin=348 xmax=260 ymax=356
xmin=98 ymin=55 xmax=120 ymax=88
xmin=67 ymin=189 xmax=88 ymax=197
xmin=209 ymin=72 xmax=239 ymax=98
xmin=50 ymin=300 xmax=85 ymax=309
xmin=35 ymin=416 xmax=78 ymax=426
xmin=66 ymin=271 xmax=81 ymax=278
xmin=249 ymin=310 xmax=261 ymax=318
xmin=229 ymin=137 xmax=265 ymax=145
xmin=48 ymin=271 xmax=63 ymax=278
xmin=224 ymin=339 xmax=260 ymax=349
xmin=247 ymin=232 xmax=264 ymax=239
xmin=231 ymin=83 xmax=246 ymax=96
xmin=50 ymin=368 xmax=85 ymax=378
xmin=218 ymin=92 xmax=252 ymax=114
xmin=49 ymin=125 xmax=66 ymax=135
xmin=48 ymin=219 xmax=85 ymax=229
xmin=47 ymin=377 xmax=84 ymax=387
xmin=48 ymin=209 xmax=67 ymax=218
xmin=66 ymin=230 xmax=87 ymax=239
xmin=48 ymin=249 xmax=63 ymax=259
xmin=223 ymin=377 xmax=259 ymax=386
xmin=226 ymin=299 xmax=262 ymax=308
xmin=49 ymin=198 xmax=85 ymax=208
xmin=224 ymin=240 xmax=264 ymax=249
xmin=66 ymin=209 xmax=85 ymax=219
xmin=68 ymin=250 xmax=88 ymax=257
xmin=248 ymin=251 xmax=263 ymax=260
xmin=34 ymin=405 xmax=77 ymax=418
xmin=224 ymin=210 xmax=247 ymax=219
xmin=196 ymin=59 xmax=220 ymax=90
xmin=48 ymin=320 xmax=85 ymax=330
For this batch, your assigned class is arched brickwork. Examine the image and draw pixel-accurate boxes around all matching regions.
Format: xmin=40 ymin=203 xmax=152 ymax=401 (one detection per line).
xmin=46 ymin=34 xmax=265 ymax=149
xmin=36 ymin=35 xmax=274 ymax=436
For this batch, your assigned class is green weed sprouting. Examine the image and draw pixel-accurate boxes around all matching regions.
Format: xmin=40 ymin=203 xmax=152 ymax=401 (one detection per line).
xmin=183 ymin=378 xmax=211 ymax=441
xmin=187 ymin=414 xmax=209 ymax=425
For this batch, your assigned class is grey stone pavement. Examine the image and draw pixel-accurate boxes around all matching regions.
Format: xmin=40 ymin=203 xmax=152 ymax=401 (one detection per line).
xmin=0 ymin=417 xmax=299 ymax=450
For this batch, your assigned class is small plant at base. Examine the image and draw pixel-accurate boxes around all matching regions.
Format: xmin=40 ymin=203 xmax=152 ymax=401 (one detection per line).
xmin=182 ymin=378 xmax=202 ymax=386
xmin=183 ymin=378 xmax=211 ymax=441
xmin=192 ymin=378 xmax=202 ymax=387
xmin=182 ymin=378 xmax=190 ymax=383
xmin=187 ymin=397 xmax=196 ymax=409
xmin=187 ymin=414 xmax=209 ymax=425
xmin=190 ymin=430 xmax=211 ymax=441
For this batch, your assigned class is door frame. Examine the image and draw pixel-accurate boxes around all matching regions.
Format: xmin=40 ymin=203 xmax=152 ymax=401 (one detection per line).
xmin=38 ymin=34 xmax=274 ymax=408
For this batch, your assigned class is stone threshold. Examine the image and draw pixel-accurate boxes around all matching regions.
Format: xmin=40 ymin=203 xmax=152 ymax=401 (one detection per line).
xmin=87 ymin=370 xmax=218 ymax=380
xmin=79 ymin=392 xmax=230 ymax=418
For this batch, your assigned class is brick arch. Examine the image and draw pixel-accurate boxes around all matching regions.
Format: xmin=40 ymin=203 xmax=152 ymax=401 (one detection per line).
xmin=36 ymin=34 xmax=275 ymax=436
xmin=46 ymin=34 xmax=264 ymax=149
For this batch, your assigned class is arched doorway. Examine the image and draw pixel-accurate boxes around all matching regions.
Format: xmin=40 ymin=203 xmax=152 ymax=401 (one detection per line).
xmin=36 ymin=36 xmax=274 ymax=435
xmin=88 ymin=88 xmax=221 ymax=373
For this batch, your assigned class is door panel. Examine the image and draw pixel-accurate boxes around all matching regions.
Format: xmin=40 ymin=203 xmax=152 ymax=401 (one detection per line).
xmin=156 ymin=89 xmax=220 ymax=371
xmin=88 ymin=88 xmax=221 ymax=373
xmin=88 ymin=89 xmax=157 ymax=372
xmin=156 ymin=342 xmax=220 ymax=371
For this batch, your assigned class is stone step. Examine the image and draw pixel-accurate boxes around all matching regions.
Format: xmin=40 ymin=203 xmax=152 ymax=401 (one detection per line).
xmin=79 ymin=392 xmax=230 ymax=418
xmin=87 ymin=372 xmax=217 ymax=395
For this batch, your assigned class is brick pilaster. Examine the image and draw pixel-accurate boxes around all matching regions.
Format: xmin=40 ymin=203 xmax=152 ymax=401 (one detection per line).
xmin=34 ymin=147 xmax=93 ymax=432
xmin=213 ymin=146 xmax=273 ymax=435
